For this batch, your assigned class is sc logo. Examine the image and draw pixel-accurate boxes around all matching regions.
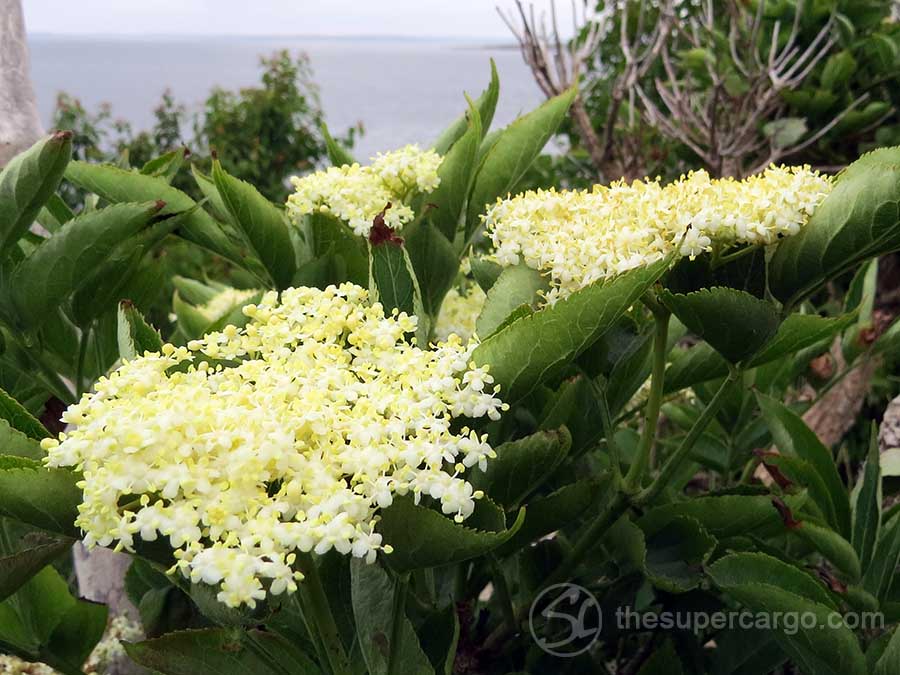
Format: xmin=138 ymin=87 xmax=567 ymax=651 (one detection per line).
xmin=528 ymin=583 xmax=602 ymax=657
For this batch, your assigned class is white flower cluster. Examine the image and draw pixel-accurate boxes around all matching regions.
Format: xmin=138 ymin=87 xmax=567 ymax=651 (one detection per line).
xmin=485 ymin=165 xmax=832 ymax=300
xmin=196 ymin=286 xmax=260 ymax=321
xmin=43 ymin=284 xmax=505 ymax=608
xmin=433 ymin=283 xmax=487 ymax=342
xmin=287 ymin=145 xmax=443 ymax=236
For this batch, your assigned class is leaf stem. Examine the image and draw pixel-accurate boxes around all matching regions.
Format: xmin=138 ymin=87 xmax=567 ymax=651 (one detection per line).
xmin=636 ymin=368 xmax=741 ymax=506
xmin=386 ymin=571 xmax=410 ymax=675
xmin=297 ymin=554 xmax=350 ymax=675
xmin=624 ymin=304 xmax=670 ymax=491
xmin=580 ymin=370 xmax=623 ymax=487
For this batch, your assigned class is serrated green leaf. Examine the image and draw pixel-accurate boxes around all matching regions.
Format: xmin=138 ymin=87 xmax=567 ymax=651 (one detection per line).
xmin=10 ymin=202 xmax=162 ymax=329
xmin=141 ymin=149 xmax=186 ymax=183
xmin=370 ymin=241 xmax=418 ymax=318
xmin=642 ymin=517 xmax=716 ymax=593
xmin=470 ymin=257 xmax=503 ymax=293
xmin=322 ymin=122 xmax=356 ymax=166
xmin=125 ymin=628 xmax=320 ymax=675
xmin=433 ymin=60 xmax=499 ymax=155
xmin=429 ymin=99 xmax=481 ymax=241
xmin=756 ymin=391 xmax=851 ymax=537
xmin=473 ymin=258 xmax=668 ymax=401
xmin=769 ymin=147 xmax=900 ymax=308
xmin=661 ymin=287 xmax=780 ymax=363
xmin=403 ymin=222 xmax=458 ymax=317
xmin=497 ymin=479 xmax=598 ymax=554
xmin=707 ymin=552 xmax=837 ymax=610
xmin=793 ymin=521 xmax=861 ymax=580
xmin=469 ymin=428 xmax=571 ymax=508
xmin=475 ymin=264 xmax=548 ymax=339
xmin=0 ymin=388 xmax=49 ymax=441
xmin=639 ymin=492 xmax=807 ymax=538
xmin=351 ymin=560 xmax=434 ymax=675
xmin=212 ymin=160 xmax=296 ymax=289
xmin=664 ymin=312 xmax=855 ymax=393
xmin=0 ymin=132 xmax=72 ymax=261
xmin=0 ymin=457 xmax=81 ymax=538
xmin=64 ymin=161 xmax=246 ymax=265
xmin=377 ymin=496 xmax=524 ymax=571
xmin=465 ymin=88 xmax=576 ymax=236
xmin=117 ymin=301 xmax=163 ymax=360
xmin=0 ymin=536 xmax=71 ymax=603
xmin=709 ymin=563 xmax=866 ymax=675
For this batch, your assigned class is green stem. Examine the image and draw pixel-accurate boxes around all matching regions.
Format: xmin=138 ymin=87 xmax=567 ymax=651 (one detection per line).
xmin=636 ymin=369 xmax=741 ymax=506
xmin=624 ymin=306 xmax=670 ymax=491
xmin=298 ymin=554 xmax=350 ymax=675
xmin=489 ymin=554 xmax=516 ymax=633
xmin=387 ymin=572 xmax=410 ymax=675
xmin=545 ymin=491 xmax=629 ymax=589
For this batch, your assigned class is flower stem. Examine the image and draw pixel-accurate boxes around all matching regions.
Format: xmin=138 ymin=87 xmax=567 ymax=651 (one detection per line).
xmin=297 ymin=554 xmax=350 ymax=675
xmin=636 ymin=368 xmax=741 ymax=506
xmin=387 ymin=571 xmax=410 ymax=675
xmin=624 ymin=305 xmax=670 ymax=491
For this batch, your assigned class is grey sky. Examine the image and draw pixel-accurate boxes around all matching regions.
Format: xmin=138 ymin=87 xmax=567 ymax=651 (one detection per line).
xmin=23 ymin=1 xmax=575 ymax=39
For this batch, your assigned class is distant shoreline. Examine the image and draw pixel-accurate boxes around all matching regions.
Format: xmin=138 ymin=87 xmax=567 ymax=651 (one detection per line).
xmin=28 ymin=32 xmax=519 ymax=48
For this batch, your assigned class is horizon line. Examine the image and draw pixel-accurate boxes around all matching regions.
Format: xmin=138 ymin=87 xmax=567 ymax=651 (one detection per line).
xmin=28 ymin=31 xmax=518 ymax=43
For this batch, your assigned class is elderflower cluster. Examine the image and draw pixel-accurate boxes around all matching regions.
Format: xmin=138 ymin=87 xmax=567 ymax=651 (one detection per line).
xmin=196 ymin=286 xmax=259 ymax=321
xmin=43 ymin=283 xmax=506 ymax=608
xmin=486 ymin=165 xmax=831 ymax=300
xmin=287 ymin=145 xmax=443 ymax=236
xmin=433 ymin=283 xmax=487 ymax=342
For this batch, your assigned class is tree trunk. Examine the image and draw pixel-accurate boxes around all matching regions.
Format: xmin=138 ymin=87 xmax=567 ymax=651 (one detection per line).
xmin=0 ymin=0 xmax=43 ymax=167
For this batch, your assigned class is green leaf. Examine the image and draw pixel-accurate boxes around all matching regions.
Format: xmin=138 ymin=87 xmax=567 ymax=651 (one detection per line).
xmin=469 ymin=428 xmax=571 ymax=508
xmin=0 ymin=535 xmax=71 ymax=603
xmin=403 ymin=222 xmax=458 ymax=317
xmin=639 ymin=492 xmax=807 ymax=538
xmin=10 ymin=202 xmax=163 ymax=329
xmin=710 ymin=629 xmax=787 ymax=675
xmin=851 ymin=428 xmax=882 ymax=571
xmin=322 ymin=122 xmax=356 ymax=167
xmin=708 ymin=553 xmax=866 ymax=675
xmin=369 ymin=241 xmax=420 ymax=319
xmin=173 ymin=276 xmax=220 ymax=305
xmin=0 ymin=419 xmax=42 ymax=460
xmin=125 ymin=628 xmax=320 ymax=675
xmin=212 ymin=160 xmax=296 ymax=289
xmin=756 ymin=392 xmax=851 ymax=537
xmin=863 ymin=511 xmax=900 ymax=600
xmin=377 ymin=496 xmax=524 ymax=571
xmin=0 ymin=388 xmax=49 ymax=441
xmin=307 ymin=212 xmax=368 ymax=287
xmin=661 ymin=287 xmax=780 ymax=363
xmin=0 ymin=132 xmax=72 ymax=260
xmin=475 ymin=264 xmax=549 ymax=339
xmin=874 ymin=627 xmax=900 ymax=675
xmin=42 ymin=598 xmax=108 ymax=674
xmin=117 ymin=301 xmax=163 ymax=360
xmin=496 ymin=479 xmax=598 ymax=554
xmin=664 ymin=312 xmax=855 ymax=393
xmin=429 ymin=99 xmax=481 ymax=241
xmin=821 ymin=50 xmax=858 ymax=89
xmin=465 ymin=88 xmax=576 ymax=236
xmin=763 ymin=117 xmax=808 ymax=149
xmin=472 ymin=258 xmax=669 ymax=402
xmin=0 ymin=457 xmax=81 ymax=538
xmin=433 ymin=60 xmax=499 ymax=154
xmin=141 ymin=149 xmax=186 ymax=183
xmin=351 ymin=560 xmax=434 ymax=675
xmin=793 ymin=522 xmax=861 ymax=580
xmin=707 ymin=551 xmax=837 ymax=609
xmin=470 ymin=257 xmax=503 ymax=293
xmin=769 ymin=147 xmax=900 ymax=309
xmin=64 ymin=161 xmax=246 ymax=265
xmin=642 ymin=516 xmax=716 ymax=593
